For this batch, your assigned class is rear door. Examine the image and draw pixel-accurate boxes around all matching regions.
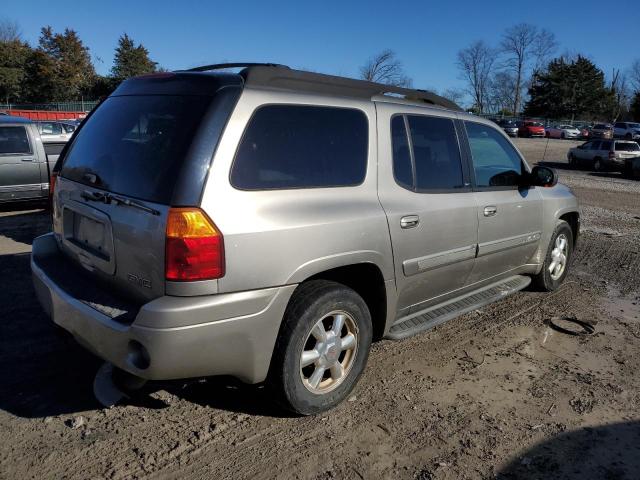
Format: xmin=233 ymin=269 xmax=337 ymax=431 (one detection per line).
xmin=462 ymin=120 xmax=543 ymax=284
xmin=0 ymin=124 xmax=43 ymax=201
xmin=376 ymin=103 xmax=478 ymax=315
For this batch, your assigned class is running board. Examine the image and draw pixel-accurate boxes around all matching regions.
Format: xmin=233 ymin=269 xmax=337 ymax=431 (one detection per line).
xmin=386 ymin=275 xmax=531 ymax=340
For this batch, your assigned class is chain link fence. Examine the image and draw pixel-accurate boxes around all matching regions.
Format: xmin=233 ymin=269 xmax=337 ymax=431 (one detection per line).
xmin=0 ymin=100 xmax=99 ymax=112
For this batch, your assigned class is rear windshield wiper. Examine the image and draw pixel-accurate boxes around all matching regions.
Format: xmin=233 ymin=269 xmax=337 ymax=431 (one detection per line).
xmin=81 ymin=190 xmax=160 ymax=216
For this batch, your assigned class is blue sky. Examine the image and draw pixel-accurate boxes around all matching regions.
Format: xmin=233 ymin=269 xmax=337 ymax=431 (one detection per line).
xmin=4 ymin=0 xmax=639 ymax=97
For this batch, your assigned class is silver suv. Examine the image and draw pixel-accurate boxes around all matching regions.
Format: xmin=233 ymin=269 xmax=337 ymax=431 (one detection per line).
xmin=568 ymin=139 xmax=640 ymax=171
xmin=31 ymin=64 xmax=580 ymax=414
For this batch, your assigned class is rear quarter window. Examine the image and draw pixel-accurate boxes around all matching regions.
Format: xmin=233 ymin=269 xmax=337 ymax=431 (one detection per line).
xmin=230 ymin=105 xmax=368 ymax=190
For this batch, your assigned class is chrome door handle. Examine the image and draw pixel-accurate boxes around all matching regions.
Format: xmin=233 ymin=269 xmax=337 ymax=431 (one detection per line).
xmin=483 ymin=206 xmax=497 ymax=217
xmin=400 ymin=215 xmax=420 ymax=229
xmin=21 ymin=158 xmax=35 ymax=162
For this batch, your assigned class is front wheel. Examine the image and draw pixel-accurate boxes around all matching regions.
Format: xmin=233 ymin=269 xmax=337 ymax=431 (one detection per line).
xmin=532 ymin=220 xmax=573 ymax=291
xmin=268 ymin=280 xmax=373 ymax=415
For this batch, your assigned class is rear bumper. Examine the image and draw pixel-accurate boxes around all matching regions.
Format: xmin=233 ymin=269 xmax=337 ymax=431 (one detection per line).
xmin=31 ymin=233 xmax=296 ymax=383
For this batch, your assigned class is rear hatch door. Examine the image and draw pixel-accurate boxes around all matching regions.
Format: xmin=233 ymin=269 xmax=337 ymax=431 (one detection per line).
xmin=53 ymin=93 xmax=217 ymax=303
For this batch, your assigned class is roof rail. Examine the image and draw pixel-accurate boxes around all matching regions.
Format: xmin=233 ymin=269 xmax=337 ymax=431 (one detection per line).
xmin=240 ymin=66 xmax=462 ymax=112
xmin=181 ymin=63 xmax=290 ymax=73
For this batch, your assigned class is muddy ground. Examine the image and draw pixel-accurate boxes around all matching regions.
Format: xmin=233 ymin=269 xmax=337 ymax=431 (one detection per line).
xmin=0 ymin=138 xmax=639 ymax=480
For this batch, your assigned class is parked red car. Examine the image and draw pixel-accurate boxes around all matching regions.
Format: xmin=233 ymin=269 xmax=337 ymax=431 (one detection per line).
xmin=518 ymin=121 xmax=545 ymax=138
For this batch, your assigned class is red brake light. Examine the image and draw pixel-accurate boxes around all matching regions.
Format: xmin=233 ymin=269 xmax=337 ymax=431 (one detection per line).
xmin=49 ymin=172 xmax=57 ymax=203
xmin=165 ymin=208 xmax=225 ymax=281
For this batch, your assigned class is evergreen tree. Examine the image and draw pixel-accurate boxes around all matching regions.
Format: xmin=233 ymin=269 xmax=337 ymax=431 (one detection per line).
xmin=524 ymin=56 xmax=615 ymax=120
xmin=23 ymin=26 xmax=96 ymax=102
xmin=0 ymin=39 xmax=31 ymax=103
xmin=111 ymin=34 xmax=157 ymax=82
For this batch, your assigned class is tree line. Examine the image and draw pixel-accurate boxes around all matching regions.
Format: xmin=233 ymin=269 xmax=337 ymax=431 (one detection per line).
xmin=2 ymin=18 xmax=640 ymax=121
xmin=454 ymin=22 xmax=640 ymax=121
xmin=0 ymin=19 xmax=157 ymax=104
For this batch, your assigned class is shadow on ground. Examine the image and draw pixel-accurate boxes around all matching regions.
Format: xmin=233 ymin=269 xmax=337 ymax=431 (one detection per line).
xmin=498 ymin=421 xmax=640 ymax=479
xmin=0 ymin=208 xmax=50 ymax=245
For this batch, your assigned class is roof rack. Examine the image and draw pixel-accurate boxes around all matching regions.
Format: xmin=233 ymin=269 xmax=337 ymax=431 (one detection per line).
xmin=179 ymin=63 xmax=461 ymax=111
xmin=240 ymin=65 xmax=462 ymax=111
xmin=181 ymin=63 xmax=290 ymax=72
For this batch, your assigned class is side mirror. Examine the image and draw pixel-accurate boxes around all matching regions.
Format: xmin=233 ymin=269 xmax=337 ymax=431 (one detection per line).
xmin=529 ymin=165 xmax=558 ymax=187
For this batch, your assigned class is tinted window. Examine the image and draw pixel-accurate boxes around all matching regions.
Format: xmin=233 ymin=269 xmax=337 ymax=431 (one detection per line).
xmin=62 ymin=123 xmax=76 ymax=133
xmin=391 ymin=116 xmax=413 ymax=189
xmin=231 ymin=105 xmax=367 ymax=190
xmin=407 ymin=115 xmax=464 ymax=190
xmin=0 ymin=126 xmax=31 ymax=154
xmin=600 ymin=141 xmax=612 ymax=150
xmin=590 ymin=141 xmax=601 ymax=150
xmin=39 ymin=122 xmax=63 ymax=135
xmin=61 ymin=95 xmax=212 ymax=204
xmin=615 ymin=142 xmax=640 ymax=152
xmin=465 ymin=122 xmax=523 ymax=188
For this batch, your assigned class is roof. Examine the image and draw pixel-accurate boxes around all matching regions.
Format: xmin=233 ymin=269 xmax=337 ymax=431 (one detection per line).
xmin=178 ymin=63 xmax=462 ymax=111
xmin=0 ymin=115 xmax=31 ymax=124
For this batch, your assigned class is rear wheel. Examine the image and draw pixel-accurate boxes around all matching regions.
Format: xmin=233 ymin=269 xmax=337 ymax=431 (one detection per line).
xmin=568 ymin=153 xmax=576 ymax=168
xmin=561 ymin=132 xmax=566 ymax=139
xmin=532 ymin=221 xmax=573 ymax=291
xmin=268 ymin=280 xmax=372 ymax=415
xmin=593 ymin=157 xmax=603 ymax=171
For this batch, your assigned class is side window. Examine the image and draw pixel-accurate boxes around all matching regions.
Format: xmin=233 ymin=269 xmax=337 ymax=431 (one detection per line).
xmin=614 ymin=123 xmax=624 ymax=129
xmin=0 ymin=126 xmax=31 ymax=155
xmin=465 ymin=121 xmax=523 ymax=188
xmin=600 ymin=141 xmax=612 ymax=150
xmin=231 ymin=105 xmax=368 ymax=190
xmin=391 ymin=116 xmax=413 ymax=190
xmin=590 ymin=141 xmax=600 ymax=150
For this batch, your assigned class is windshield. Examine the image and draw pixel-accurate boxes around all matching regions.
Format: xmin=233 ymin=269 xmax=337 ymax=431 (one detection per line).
xmin=61 ymin=95 xmax=212 ymax=204
xmin=628 ymin=123 xmax=640 ymax=129
xmin=615 ymin=142 xmax=640 ymax=152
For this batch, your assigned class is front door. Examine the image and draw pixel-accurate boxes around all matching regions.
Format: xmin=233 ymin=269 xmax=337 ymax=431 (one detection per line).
xmin=376 ymin=103 xmax=478 ymax=316
xmin=0 ymin=124 xmax=42 ymax=201
xmin=462 ymin=121 xmax=543 ymax=284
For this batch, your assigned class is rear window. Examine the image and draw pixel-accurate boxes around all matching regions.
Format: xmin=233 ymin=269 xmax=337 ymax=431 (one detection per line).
xmin=61 ymin=95 xmax=212 ymax=204
xmin=0 ymin=126 xmax=31 ymax=154
xmin=230 ymin=105 xmax=368 ymax=190
xmin=615 ymin=142 xmax=640 ymax=152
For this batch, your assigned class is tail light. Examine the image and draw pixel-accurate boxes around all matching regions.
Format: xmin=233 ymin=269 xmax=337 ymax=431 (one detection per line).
xmin=165 ymin=208 xmax=225 ymax=281
xmin=48 ymin=171 xmax=57 ymax=205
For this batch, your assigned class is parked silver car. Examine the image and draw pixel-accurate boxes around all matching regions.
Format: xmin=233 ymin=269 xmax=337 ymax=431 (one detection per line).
xmin=613 ymin=121 xmax=640 ymax=141
xmin=35 ymin=121 xmax=74 ymax=142
xmin=546 ymin=124 xmax=581 ymax=139
xmin=31 ymin=64 xmax=580 ymax=414
xmin=568 ymin=139 xmax=640 ymax=171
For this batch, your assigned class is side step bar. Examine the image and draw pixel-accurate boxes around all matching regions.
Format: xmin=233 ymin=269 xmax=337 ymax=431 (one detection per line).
xmin=386 ymin=275 xmax=531 ymax=340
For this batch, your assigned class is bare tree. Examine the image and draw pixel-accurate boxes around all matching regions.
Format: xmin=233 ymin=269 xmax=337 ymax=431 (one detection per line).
xmin=630 ymin=59 xmax=640 ymax=93
xmin=500 ymin=23 xmax=539 ymax=115
xmin=440 ymin=88 xmax=465 ymax=107
xmin=532 ymin=29 xmax=558 ymax=73
xmin=359 ymin=50 xmax=412 ymax=87
xmin=0 ymin=18 xmax=21 ymax=43
xmin=456 ymin=41 xmax=496 ymax=113
xmin=487 ymin=71 xmax=517 ymax=114
xmin=610 ymin=69 xmax=631 ymax=121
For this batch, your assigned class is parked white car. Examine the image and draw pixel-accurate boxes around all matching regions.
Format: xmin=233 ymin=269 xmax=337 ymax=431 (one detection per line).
xmin=613 ymin=122 xmax=640 ymax=140
xmin=35 ymin=121 xmax=73 ymax=143
xmin=546 ymin=125 xmax=581 ymax=139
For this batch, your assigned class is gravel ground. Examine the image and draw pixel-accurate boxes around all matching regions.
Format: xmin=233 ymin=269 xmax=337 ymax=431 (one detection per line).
xmin=0 ymin=138 xmax=639 ymax=480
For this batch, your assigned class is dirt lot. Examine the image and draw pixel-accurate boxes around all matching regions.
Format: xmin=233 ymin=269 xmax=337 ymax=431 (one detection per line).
xmin=1 ymin=138 xmax=639 ymax=480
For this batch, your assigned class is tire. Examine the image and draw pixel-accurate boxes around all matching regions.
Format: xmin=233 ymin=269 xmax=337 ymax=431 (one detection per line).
xmin=532 ymin=220 xmax=573 ymax=292
xmin=561 ymin=132 xmax=566 ymax=139
xmin=593 ymin=158 xmax=603 ymax=171
xmin=568 ymin=153 xmax=576 ymax=168
xmin=267 ymin=280 xmax=373 ymax=415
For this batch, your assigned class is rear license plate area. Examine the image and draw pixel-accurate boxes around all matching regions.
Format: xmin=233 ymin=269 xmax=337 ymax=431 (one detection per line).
xmin=68 ymin=211 xmax=110 ymax=260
